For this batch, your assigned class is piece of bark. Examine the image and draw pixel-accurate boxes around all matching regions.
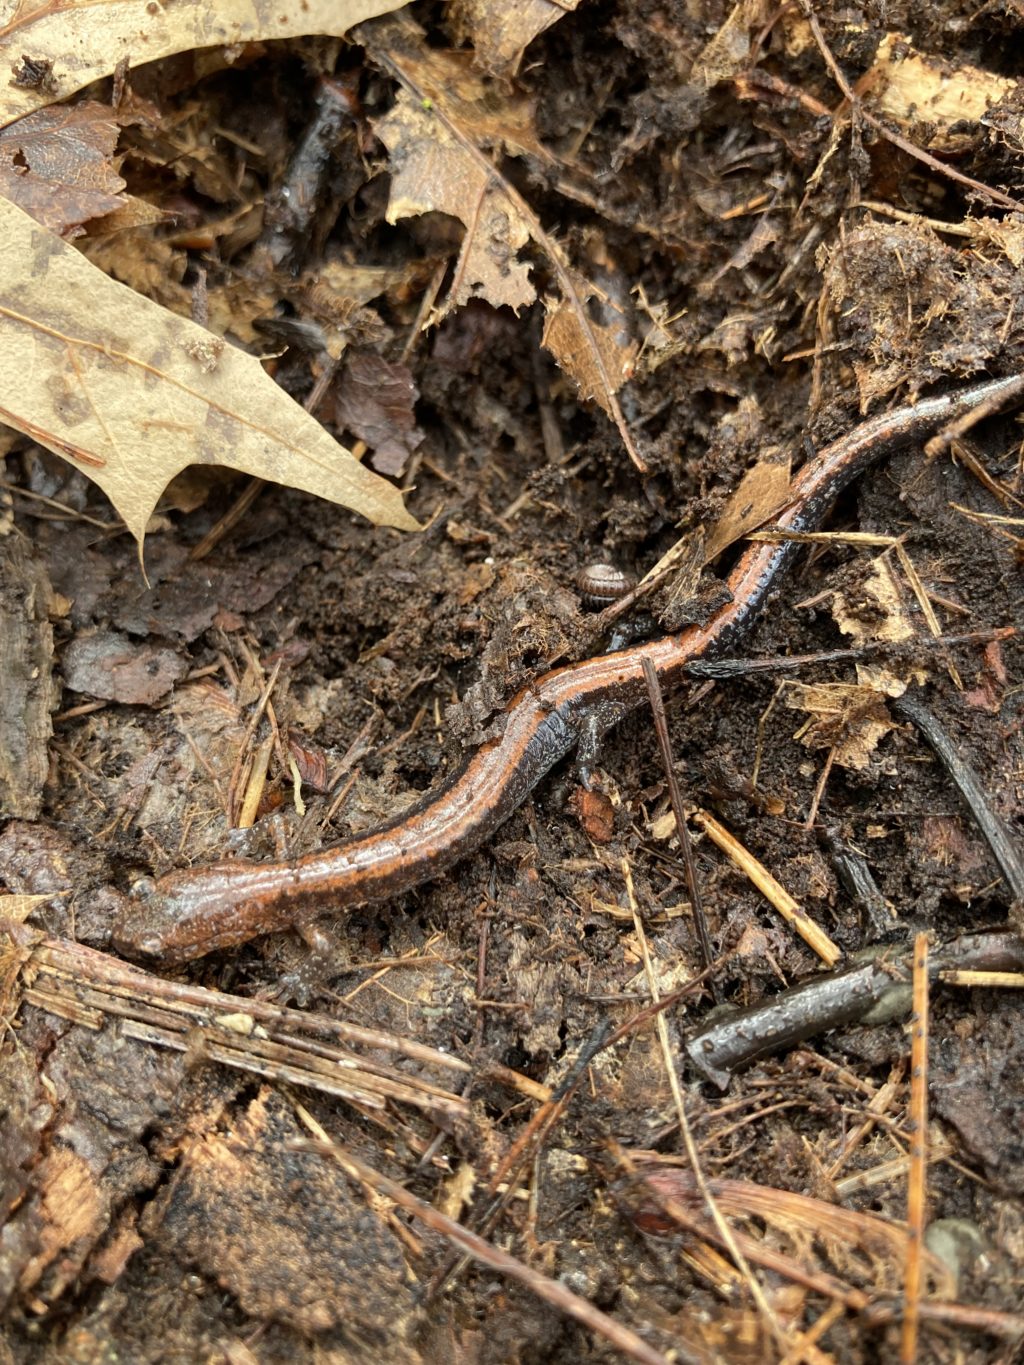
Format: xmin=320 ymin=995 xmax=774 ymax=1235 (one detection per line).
xmin=0 ymin=532 xmax=58 ymax=818
xmin=146 ymin=1087 xmax=415 ymax=1338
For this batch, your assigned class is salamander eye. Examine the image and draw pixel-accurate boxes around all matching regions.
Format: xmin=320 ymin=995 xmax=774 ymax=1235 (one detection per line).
xmin=575 ymin=562 xmax=634 ymax=610
xmin=128 ymin=932 xmax=166 ymax=958
xmin=131 ymin=876 xmax=156 ymax=900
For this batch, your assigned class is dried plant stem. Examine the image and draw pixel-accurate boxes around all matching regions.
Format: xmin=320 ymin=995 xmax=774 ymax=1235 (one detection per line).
xmin=622 ymin=858 xmax=790 ymax=1356
xmin=901 ymin=933 xmax=930 ymax=1363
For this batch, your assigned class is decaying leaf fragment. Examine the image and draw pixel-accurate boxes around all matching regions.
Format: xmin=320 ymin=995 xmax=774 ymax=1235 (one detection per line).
xmin=377 ymin=86 xmax=536 ymax=316
xmin=365 ymin=17 xmax=642 ymax=466
xmin=830 ymin=552 xmax=925 ymax=694
xmin=785 ymin=681 xmax=896 ymax=770
xmin=0 ymin=0 xmax=408 ymax=128
xmin=0 ymin=102 xmax=125 ymax=236
xmin=787 ymin=551 xmax=929 ymax=767
xmin=333 ymin=351 xmax=423 ymax=477
xmin=0 ymin=197 xmax=419 ymax=545
xmin=450 ymin=0 xmax=582 ymax=79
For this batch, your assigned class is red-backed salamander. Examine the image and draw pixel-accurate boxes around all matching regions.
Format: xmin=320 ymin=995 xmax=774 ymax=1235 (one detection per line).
xmin=111 ymin=375 xmax=1024 ymax=966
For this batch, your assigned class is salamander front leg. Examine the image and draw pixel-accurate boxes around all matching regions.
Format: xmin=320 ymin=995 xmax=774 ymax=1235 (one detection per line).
xmin=575 ymin=701 xmax=623 ymax=789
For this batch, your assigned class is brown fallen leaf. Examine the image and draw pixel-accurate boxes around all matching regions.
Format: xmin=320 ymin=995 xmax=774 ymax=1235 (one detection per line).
xmin=365 ymin=15 xmax=643 ymax=467
xmin=451 ymin=0 xmax=582 ymax=78
xmin=332 ymin=351 xmax=423 ymax=477
xmin=637 ymin=414 xmax=790 ymax=624
xmin=702 ymin=445 xmax=792 ymax=564
xmin=373 ymin=76 xmax=541 ymax=317
xmin=0 ymin=197 xmax=418 ymax=544
xmin=0 ymin=0 xmax=408 ymax=129
xmin=0 ymin=102 xmax=124 ymax=236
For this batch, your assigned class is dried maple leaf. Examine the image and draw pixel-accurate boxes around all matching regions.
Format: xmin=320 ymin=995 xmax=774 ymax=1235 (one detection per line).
xmin=364 ymin=15 xmax=643 ymax=468
xmin=0 ymin=197 xmax=418 ymax=545
xmin=0 ymin=0 xmax=408 ymax=128
xmin=450 ymin=0 xmax=582 ymax=78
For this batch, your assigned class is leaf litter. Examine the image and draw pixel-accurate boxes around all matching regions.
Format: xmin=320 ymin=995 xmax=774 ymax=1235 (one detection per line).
xmin=0 ymin=197 xmax=417 ymax=544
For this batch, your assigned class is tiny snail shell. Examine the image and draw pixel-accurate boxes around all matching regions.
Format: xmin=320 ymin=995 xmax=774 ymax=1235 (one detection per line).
xmin=575 ymin=562 xmax=635 ymax=610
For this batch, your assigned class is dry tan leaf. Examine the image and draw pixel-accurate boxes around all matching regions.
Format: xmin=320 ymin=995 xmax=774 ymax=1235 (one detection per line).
xmin=450 ymin=0 xmax=582 ymax=78
xmin=375 ymin=85 xmax=538 ymax=316
xmin=317 ymin=258 xmax=439 ymax=307
xmin=692 ymin=0 xmax=771 ymax=90
xmin=785 ymin=681 xmax=896 ymax=770
xmin=85 ymin=194 xmax=167 ymax=239
xmin=0 ymin=0 xmax=407 ymax=128
xmin=970 ymin=217 xmax=1024 ymax=270
xmin=365 ymin=15 xmax=643 ymax=467
xmin=540 ymin=270 xmax=637 ymax=413
xmin=0 ymin=893 xmax=52 ymax=922
xmin=0 ymin=197 xmax=418 ymax=544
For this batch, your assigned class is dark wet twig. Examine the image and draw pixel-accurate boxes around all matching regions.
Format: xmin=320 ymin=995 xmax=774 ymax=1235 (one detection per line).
xmin=819 ymin=823 xmax=893 ymax=942
xmin=892 ymin=693 xmax=1024 ymax=904
xmin=684 ymin=627 xmax=1014 ymax=680
xmin=258 ymin=74 xmax=360 ymax=270
xmin=684 ymin=931 xmax=1024 ymax=1087
xmin=641 ymin=657 xmax=717 ymax=993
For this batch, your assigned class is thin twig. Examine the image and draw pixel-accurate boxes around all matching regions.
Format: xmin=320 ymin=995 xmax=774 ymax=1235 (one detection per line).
xmin=641 ymin=657 xmax=716 ymax=989
xmin=684 ymin=627 xmax=1014 ymax=679
xmin=892 ymin=693 xmax=1024 ymax=903
xmin=901 ymin=933 xmax=930 ymax=1364
xmin=892 ymin=542 xmax=961 ymax=690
